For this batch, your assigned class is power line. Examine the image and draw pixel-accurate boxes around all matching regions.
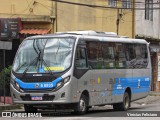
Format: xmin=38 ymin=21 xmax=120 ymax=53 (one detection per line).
xmin=10 ymin=0 xmax=34 ymax=18
xmin=37 ymin=1 xmax=119 ymax=20
xmin=50 ymin=0 xmax=160 ymax=10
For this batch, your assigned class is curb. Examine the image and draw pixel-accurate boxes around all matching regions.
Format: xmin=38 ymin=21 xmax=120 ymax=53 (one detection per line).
xmin=149 ymin=93 xmax=160 ymax=96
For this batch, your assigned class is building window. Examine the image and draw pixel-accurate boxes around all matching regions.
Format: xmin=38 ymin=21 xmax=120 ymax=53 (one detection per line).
xmin=122 ymin=0 xmax=132 ymax=8
xmin=145 ymin=0 xmax=153 ymax=21
xmin=108 ymin=0 xmax=117 ymax=7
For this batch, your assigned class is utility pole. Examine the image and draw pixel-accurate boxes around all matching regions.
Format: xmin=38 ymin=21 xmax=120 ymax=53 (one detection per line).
xmin=51 ymin=0 xmax=55 ymax=33
xmin=116 ymin=8 xmax=120 ymax=35
xmin=55 ymin=0 xmax=58 ymax=32
xmin=116 ymin=9 xmax=122 ymax=35
xmin=132 ymin=0 xmax=135 ymax=38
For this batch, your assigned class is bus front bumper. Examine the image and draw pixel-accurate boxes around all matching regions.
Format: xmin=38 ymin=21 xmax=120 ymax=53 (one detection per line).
xmin=10 ymin=83 xmax=74 ymax=104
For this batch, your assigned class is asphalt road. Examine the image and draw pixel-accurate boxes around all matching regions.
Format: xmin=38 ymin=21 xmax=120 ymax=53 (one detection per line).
xmin=1 ymin=96 xmax=160 ymax=119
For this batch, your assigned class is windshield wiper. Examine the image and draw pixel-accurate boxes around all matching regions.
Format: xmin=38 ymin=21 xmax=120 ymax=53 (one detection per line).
xmin=37 ymin=39 xmax=53 ymax=75
xmin=16 ymin=62 xmax=27 ymax=72
xmin=22 ymin=57 xmax=38 ymax=77
xmin=55 ymin=39 xmax=60 ymax=64
xmin=22 ymin=39 xmax=53 ymax=77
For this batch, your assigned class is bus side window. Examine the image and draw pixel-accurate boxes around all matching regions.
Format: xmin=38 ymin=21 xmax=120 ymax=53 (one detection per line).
xmin=115 ymin=43 xmax=127 ymax=69
xmin=87 ymin=41 xmax=103 ymax=69
xmin=125 ymin=44 xmax=136 ymax=69
xmin=102 ymin=42 xmax=115 ymax=69
xmin=75 ymin=47 xmax=88 ymax=68
xmin=134 ymin=44 xmax=148 ymax=68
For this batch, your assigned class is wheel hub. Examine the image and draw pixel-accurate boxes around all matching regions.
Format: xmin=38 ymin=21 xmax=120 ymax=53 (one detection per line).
xmin=80 ymin=99 xmax=85 ymax=112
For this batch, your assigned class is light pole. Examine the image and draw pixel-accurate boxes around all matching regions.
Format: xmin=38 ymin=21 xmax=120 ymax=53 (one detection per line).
xmin=3 ymin=49 xmax=5 ymax=104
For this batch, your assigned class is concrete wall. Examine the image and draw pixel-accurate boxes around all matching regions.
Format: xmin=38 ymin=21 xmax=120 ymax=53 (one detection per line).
xmin=57 ymin=0 xmax=134 ymax=38
xmin=0 ymin=0 xmax=134 ymax=37
xmin=0 ymin=0 xmax=53 ymax=17
xmin=135 ymin=0 xmax=160 ymax=39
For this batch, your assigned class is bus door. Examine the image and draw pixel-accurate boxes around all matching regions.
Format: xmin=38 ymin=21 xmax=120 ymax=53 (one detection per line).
xmin=74 ymin=41 xmax=91 ymax=101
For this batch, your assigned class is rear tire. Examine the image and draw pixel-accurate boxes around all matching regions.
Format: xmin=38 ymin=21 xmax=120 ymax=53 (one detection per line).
xmin=24 ymin=104 xmax=37 ymax=113
xmin=73 ymin=94 xmax=88 ymax=115
xmin=113 ymin=92 xmax=130 ymax=111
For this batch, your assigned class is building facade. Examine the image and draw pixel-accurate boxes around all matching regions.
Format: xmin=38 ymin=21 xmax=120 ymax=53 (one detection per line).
xmin=135 ymin=0 xmax=160 ymax=91
xmin=0 ymin=0 xmax=54 ymax=71
xmin=0 ymin=0 xmax=135 ymax=71
xmin=56 ymin=0 xmax=134 ymax=38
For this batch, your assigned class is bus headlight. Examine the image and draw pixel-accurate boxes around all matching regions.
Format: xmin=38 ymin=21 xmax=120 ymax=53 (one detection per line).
xmin=11 ymin=73 xmax=24 ymax=92
xmin=10 ymin=73 xmax=16 ymax=85
xmin=64 ymin=76 xmax=70 ymax=83
xmin=56 ymin=81 xmax=63 ymax=88
xmin=53 ymin=76 xmax=70 ymax=91
xmin=15 ymin=82 xmax=20 ymax=90
xmin=14 ymin=81 xmax=24 ymax=92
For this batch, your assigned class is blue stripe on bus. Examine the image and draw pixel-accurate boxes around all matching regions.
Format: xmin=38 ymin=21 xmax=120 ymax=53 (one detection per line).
xmin=15 ymin=77 xmax=63 ymax=90
xmin=112 ymin=77 xmax=150 ymax=95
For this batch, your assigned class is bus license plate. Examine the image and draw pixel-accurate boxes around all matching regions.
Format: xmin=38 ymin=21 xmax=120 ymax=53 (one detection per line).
xmin=31 ymin=96 xmax=42 ymax=101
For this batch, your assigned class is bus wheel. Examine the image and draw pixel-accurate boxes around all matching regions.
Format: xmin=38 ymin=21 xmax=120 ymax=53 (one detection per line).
xmin=74 ymin=94 xmax=88 ymax=115
xmin=24 ymin=104 xmax=37 ymax=113
xmin=113 ymin=92 xmax=130 ymax=111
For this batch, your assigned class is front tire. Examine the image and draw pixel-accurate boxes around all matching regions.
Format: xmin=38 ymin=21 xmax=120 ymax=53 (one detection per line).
xmin=113 ymin=92 xmax=130 ymax=111
xmin=74 ymin=94 xmax=88 ymax=115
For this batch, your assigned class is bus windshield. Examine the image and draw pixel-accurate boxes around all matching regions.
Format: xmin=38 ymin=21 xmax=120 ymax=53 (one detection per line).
xmin=12 ymin=37 xmax=75 ymax=73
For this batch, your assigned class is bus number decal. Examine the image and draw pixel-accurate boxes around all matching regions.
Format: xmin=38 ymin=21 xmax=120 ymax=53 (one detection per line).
xmin=40 ymin=83 xmax=53 ymax=88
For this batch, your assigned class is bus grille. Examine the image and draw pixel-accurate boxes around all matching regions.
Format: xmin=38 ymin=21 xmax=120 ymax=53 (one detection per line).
xmin=21 ymin=76 xmax=56 ymax=82
xmin=20 ymin=95 xmax=55 ymax=101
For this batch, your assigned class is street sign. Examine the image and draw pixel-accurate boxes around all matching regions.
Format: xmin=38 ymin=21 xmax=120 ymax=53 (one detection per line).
xmin=0 ymin=41 xmax=12 ymax=50
xmin=0 ymin=18 xmax=22 ymax=40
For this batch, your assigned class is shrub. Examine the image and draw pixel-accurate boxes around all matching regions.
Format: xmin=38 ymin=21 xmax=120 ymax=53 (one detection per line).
xmin=0 ymin=66 xmax=12 ymax=96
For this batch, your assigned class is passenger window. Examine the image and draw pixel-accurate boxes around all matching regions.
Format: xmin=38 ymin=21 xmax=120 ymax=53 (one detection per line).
xmin=115 ymin=43 xmax=127 ymax=68
xmin=134 ymin=44 xmax=148 ymax=68
xmin=75 ymin=47 xmax=88 ymax=68
xmin=87 ymin=41 xmax=103 ymax=69
xmin=102 ymin=42 xmax=115 ymax=69
xmin=125 ymin=44 xmax=136 ymax=68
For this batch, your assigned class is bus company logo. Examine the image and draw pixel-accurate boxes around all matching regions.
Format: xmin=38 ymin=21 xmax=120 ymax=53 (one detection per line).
xmin=35 ymin=83 xmax=39 ymax=88
xmin=2 ymin=112 xmax=11 ymax=117
xmin=33 ymin=74 xmax=42 ymax=76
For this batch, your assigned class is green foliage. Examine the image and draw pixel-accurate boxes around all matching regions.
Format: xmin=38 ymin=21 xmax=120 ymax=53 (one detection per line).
xmin=0 ymin=66 xmax=12 ymax=90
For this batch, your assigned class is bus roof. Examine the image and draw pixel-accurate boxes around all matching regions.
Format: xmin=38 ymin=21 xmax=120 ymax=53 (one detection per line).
xmin=56 ymin=30 xmax=118 ymax=37
xmin=26 ymin=31 xmax=148 ymax=44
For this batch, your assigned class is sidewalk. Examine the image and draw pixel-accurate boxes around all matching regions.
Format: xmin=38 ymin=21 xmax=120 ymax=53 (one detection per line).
xmin=149 ymin=91 xmax=160 ymax=96
xmin=0 ymin=102 xmax=22 ymax=111
xmin=132 ymin=91 xmax=160 ymax=105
